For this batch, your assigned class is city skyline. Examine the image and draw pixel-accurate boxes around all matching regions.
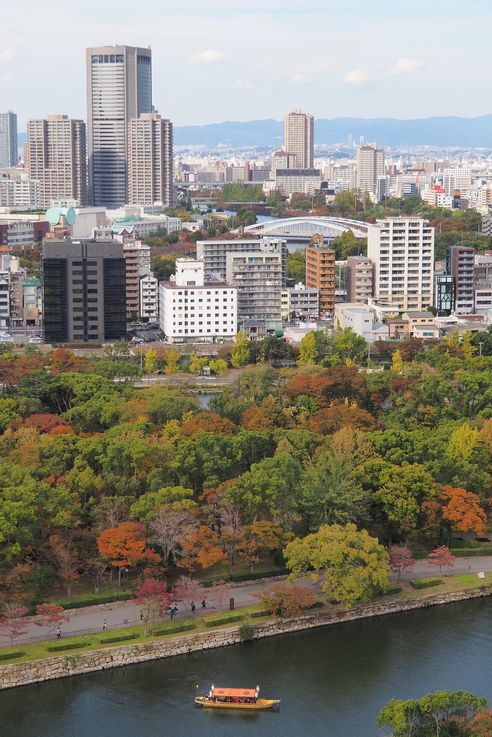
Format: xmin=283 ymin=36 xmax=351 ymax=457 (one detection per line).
xmin=2 ymin=0 xmax=492 ymax=129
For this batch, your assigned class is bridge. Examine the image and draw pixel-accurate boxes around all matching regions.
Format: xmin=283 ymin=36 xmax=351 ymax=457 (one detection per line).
xmin=242 ymin=216 xmax=369 ymax=239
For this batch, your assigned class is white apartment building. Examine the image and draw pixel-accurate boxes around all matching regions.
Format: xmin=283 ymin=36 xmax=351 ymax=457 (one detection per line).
xmin=196 ymin=237 xmax=287 ymax=284
xmin=334 ymin=302 xmax=389 ymax=343
xmin=443 ymin=168 xmax=472 ymax=196
xmin=226 ymin=250 xmax=283 ymax=337
xmin=281 ymin=282 xmax=319 ymax=320
xmin=140 ymin=272 xmax=159 ymax=322
xmin=123 ymin=240 xmax=152 ymax=320
xmin=367 ymin=217 xmax=434 ymax=312
xmin=272 ymin=168 xmax=322 ymax=197
xmin=159 ymin=259 xmax=237 ymax=343
xmin=0 ymin=170 xmax=40 ymax=209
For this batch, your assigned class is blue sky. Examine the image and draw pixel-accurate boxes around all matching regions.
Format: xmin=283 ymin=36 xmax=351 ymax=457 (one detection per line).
xmin=1 ymin=0 xmax=490 ymax=129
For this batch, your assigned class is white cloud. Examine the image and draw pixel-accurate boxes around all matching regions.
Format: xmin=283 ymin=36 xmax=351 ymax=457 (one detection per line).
xmin=389 ymin=57 xmax=424 ymax=76
xmin=291 ymin=73 xmax=307 ymax=86
xmin=232 ymin=79 xmax=255 ymax=90
xmin=343 ymin=68 xmax=370 ymax=87
xmin=187 ymin=49 xmax=226 ymax=66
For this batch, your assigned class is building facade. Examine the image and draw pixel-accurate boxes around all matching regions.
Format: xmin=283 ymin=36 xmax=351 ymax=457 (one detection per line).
xmin=42 ymin=239 xmax=127 ymax=343
xmin=305 ymin=241 xmax=336 ymax=314
xmin=356 ymin=144 xmax=385 ymax=197
xmin=159 ymin=259 xmax=237 ymax=342
xmin=273 ymin=168 xmax=321 ymax=197
xmin=434 ymin=273 xmax=456 ymax=316
xmin=346 ymin=256 xmax=374 ymax=303
xmin=128 ymin=112 xmax=173 ymax=207
xmin=226 ymin=250 xmax=282 ymax=337
xmin=86 ymin=45 xmax=152 ymax=207
xmin=123 ymin=240 xmax=151 ymax=320
xmin=0 ymin=112 xmax=18 ymax=168
xmin=284 ymin=110 xmax=314 ymax=169
xmin=446 ymin=245 xmax=475 ymax=314
xmin=26 ymin=115 xmax=87 ymax=207
xmin=196 ymin=237 xmax=287 ymax=285
xmin=367 ymin=217 xmax=434 ymax=312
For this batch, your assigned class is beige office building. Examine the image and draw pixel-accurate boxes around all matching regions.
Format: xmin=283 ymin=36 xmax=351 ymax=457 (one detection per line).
xmin=128 ymin=113 xmax=173 ymax=207
xmin=284 ymin=110 xmax=314 ymax=169
xmin=26 ymin=115 xmax=87 ymax=207
xmin=86 ymin=45 xmax=152 ymax=208
xmin=356 ymin=144 xmax=385 ymax=197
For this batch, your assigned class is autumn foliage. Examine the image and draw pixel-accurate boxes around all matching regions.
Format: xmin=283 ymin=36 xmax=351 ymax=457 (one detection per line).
xmin=180 ymin=525 xmax=226 ymax=571
xmin=440 ymin=485 xmax=487 ymax=537
xmin=180 ymin=412 xmax=237 ymax=437
xmin=258 ymin=583 xmax=316 ymax=618
xmin=97 ymin=522 xmax=161 ymax=584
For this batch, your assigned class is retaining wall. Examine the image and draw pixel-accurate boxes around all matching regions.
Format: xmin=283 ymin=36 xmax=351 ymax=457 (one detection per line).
xmin=1 ymin=585 xmax=490 ymax=690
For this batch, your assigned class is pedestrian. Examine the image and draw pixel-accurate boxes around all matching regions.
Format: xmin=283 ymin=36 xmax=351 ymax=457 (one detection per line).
xmin=201 ymin=599 xmax=206 ymax=609
xmin=191 ymin=601 xmax=196 ymax=615
xmin=140 ymin=610 xmax=144 ymax=622
xmin=103 ymin=619 xmax=107 ymax=631
xmin=56 ymin=626 xmax=61 ymax=640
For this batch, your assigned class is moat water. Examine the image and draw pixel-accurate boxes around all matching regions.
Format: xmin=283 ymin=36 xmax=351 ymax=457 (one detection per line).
xmin=2 ymin=598 xmax=492 ymax=737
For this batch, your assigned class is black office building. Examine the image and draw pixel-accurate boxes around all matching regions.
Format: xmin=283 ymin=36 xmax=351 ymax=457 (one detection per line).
xmin=42 ymin=239 xmax=127 ymax=343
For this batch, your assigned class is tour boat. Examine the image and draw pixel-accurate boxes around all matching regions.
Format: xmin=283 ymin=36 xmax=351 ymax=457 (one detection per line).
xmin=195 ymin=685 xmax=280 ymax=710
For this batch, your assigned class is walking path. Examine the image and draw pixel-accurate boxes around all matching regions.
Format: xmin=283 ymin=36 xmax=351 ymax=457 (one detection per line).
xmin=2 ymin=556 xmax=491 ymax=647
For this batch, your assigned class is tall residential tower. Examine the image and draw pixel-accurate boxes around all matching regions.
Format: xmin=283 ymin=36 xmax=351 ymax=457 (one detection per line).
xmin=86 ymin=45 xmax=152 ymax=208
xmin=128 ymin=112 xmax=173 ymax=207
xmin=0 ymin=112 xmax=18 ymax=168
xmin=284 ymin=110 xmax=314 ymax=168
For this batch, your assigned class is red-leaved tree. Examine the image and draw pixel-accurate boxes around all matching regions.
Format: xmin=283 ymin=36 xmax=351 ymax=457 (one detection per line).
xmin=97 ymin=522 xmax=161 ymax=586
xmin=35 ymin=603 xmax=68 ymax=638
xmin=0 ymin=604 xmax=31 ymax=647
xmin=135 ymin=578 xmax=171 ymax=636
xmin=427 ymin=545 xmax=456 ymax=575
xmin=389 ymin=544 xmax=417 ymax=583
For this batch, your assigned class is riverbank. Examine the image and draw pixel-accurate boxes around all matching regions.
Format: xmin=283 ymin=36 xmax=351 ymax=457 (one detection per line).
xmin=1 ymin=584 xmax=491 ymax=691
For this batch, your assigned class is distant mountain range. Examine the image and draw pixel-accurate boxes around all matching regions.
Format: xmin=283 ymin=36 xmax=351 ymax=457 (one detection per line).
xmin=18 ymin=115 xmax=492 ymax=151
xmin=173 ymin=116 xmax=492 ymax=149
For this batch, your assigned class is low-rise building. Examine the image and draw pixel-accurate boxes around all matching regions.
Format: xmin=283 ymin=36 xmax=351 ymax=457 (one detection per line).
xmin=401 ymin=311 xmax=436 ymax=335
xmin=334 ymin=302 xmax=389 ymax=343
xmin=159 ymin=259 xmax=237 ymax=343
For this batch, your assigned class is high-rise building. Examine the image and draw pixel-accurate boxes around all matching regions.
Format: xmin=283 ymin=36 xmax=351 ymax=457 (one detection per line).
xmin=284 ymin=110 xmax=314 ymax=169
xmin=434 ymin=273 xmax=455 ymax=316
xmin=123 ymin=240 xmax=151 ymax=320
xmin=367 ymin=217 xmax=434 ymax=312
xmin=196 ymin=238 xmax=287 ymax=285
xmin=26 ymin=115 xmax=87 ymax=207
xmin=0 ymin=112 xmax=18 ymax=168
xmin=226 ymin=248 xmax=283 ymax=338
xmin=446 ymin=245 xmax=475 ymax=314
xmin=346 ymin=256 xmax=374 ymax=303
xmin=356 ymin=144 xmax=385 ymax=197
xmin=128 ymin=112 xmax=173 ymax=207
xmin=42 ymin=238 xmax=127 ymax=343
xmin=86 ymin=45 xmax=152 ymax=208
xmin=305 ymin=239 xmax=336 ymax=315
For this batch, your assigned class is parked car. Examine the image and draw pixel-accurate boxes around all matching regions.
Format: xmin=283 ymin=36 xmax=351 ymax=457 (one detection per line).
xmin=0 ymin=333 xmax=13 ymax=343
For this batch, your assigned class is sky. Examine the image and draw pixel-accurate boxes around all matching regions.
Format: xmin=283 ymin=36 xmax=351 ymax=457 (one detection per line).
xmin=1 ymin=0 xmax=491 ymax=130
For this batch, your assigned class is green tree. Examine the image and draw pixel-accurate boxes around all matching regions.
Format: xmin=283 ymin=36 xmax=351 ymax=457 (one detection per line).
xmin=298 ymin=332 xmax=317 ymax=366
xmin=143 ymin=349 xmax=157 ymax=374
xmin=286 ymin=251 xmax=305 ymax=285
xmin=209 ymin=358 xmax=228 ymax=376
xmin=130 ymin=486 xmax=196 ymax=523
xmin=0 ymin=464 xmax=41 ymax=560
xmin=285 ymin=523 xmax=389 ymax=607
xmin=231 ymin=331 xmax=250 ymax=368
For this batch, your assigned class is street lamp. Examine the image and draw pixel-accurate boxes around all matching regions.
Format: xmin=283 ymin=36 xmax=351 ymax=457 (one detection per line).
xmin=478 ymin=341 xmax=484 ymax=357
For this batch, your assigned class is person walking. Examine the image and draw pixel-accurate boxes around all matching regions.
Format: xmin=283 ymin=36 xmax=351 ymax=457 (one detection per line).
xmin=140 ymin=610 xmax=144 ymax=622
xmin=56 ymin=626 xmax=61 ymax=640
xmin=103 ymin=619 xmax=107 ymax=631
xmin=191 ymin=601 xmax=196 ymax=615
xmin=201 ymin=599 xmax=206 ymax=609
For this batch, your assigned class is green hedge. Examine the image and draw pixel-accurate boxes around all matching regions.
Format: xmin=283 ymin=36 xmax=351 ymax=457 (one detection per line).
xmin=387 ymin=586 xmax=403 ymax=596
xmin=410 ymin=577 xmax=443 ymax=590
xmin=250 ymin=609 xmax=270 ymax=619
xmin=46 ymin=640 xmax=89 ymax=652
xmin=203 ymin=613 xmax=244 ymax=627
xmin=201 ymin=568 xmax=288 ymax=587
xmin=151 ymin=622 xmax=196 ymax=636
xmin=453 ymin=547 xmax=492 ymax=557
xmin=54 ymin=591 xmax=135 ymax=610
xmin=99 ymin=632 xmax=138 ymax=645
xmin=0 ymin=650 xmax=25 ymax=662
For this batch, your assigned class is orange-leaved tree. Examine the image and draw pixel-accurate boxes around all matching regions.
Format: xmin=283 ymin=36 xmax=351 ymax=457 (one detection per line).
xmin=97 ymin=522 xmax=161 ymax=586
xmin=180 ymin=525 xmax=226 ymax=572
xmin=440 ymin=485 xmax=487 ymax=539
xmin=237 ymin=521 xmax=292 ymax=572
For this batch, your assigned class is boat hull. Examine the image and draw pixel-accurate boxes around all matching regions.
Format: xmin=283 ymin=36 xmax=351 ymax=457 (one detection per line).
xmin=195 ymin=696 xmax=280 ymax=710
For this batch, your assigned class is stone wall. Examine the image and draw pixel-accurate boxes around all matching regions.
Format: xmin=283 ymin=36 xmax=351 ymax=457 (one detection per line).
xmin=1 ymin=585 xmax=490 ymax=691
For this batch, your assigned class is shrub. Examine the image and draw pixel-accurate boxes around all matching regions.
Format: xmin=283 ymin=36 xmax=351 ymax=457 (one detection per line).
xmin=239 ymin=624 xmax=255 ymax=642
xmin=200 ymin=568 xmax=288 ymax=587
xmin=203 ymin=613 xmax=244 ymax=627
xmin=410 ymin=577 xmax=443 ymax=590
xmin=151 ymin=622 xmax=196 ymax=636
xmin=250 ymin=609 xmax=270 ymax=619
xmin=99 ymin=632 xmax=138 ymax=645
xmin=258 ymin=583 xmax=317 ymax=618
xmin=0 ymin=650 xmax=25 ymax=662
xmin=46 ymin=640 xmax=89 ymax=652
xmin=55 ymin=591 xmax=135 ymax=610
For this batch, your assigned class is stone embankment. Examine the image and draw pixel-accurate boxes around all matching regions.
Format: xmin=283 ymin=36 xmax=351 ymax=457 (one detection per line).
xmin=1 ymin=585 xmax=490 ymax=691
